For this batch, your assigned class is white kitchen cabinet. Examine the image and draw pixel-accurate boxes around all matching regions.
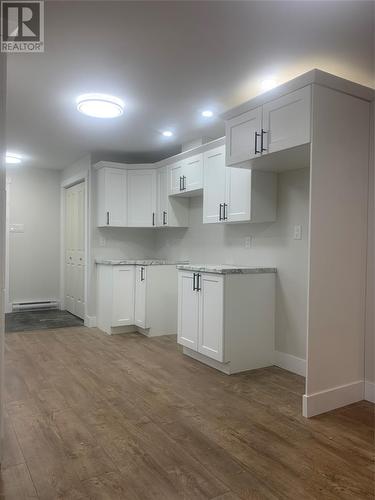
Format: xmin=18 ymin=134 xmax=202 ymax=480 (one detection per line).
xmin=97 ymin=263 xmax=178 ymax=336
xmin=134 ymin=265 xmax=147 ymax=329
xmin=97 ymin=167 xmax=127 ymax=227
xmin=157 ymin=166 xmax=189 ymax=227
xmin=178 ymin=272 xmax=199 ymax=350
xmin=97 ymin=265 xmax=135 ymax=333
xmin=169 ymin=153 xmax=203 ymax=196
xmin=224 ymin=86 xmax=311 ymax=168
xmin=203 ymin=145 xmax=277 ymax=224
xmin=177 ymin=269 xmax=275 ymax=373
xmin=127 ymin=169 xmax=157 ymax=227
xmin=225 ymin=107 xmax=262 ymax=166
xmin=262 ymin=86 xmax=311 ymax=155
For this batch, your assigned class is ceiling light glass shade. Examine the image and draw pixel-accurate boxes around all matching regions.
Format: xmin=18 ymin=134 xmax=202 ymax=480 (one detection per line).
xmin=6 ymin=153 xmax=22 ymax=164
xmin=201 ymin=110 xmax=214 ymax=118
xmin=162 ymin=130 xmax=173 ymax=137
xmin=76 ymin=93 xmax=124 ymax=118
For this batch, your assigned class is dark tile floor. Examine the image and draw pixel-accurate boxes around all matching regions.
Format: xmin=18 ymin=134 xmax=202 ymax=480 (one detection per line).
xmin=5 ymin=309 xmax=83 ymax=333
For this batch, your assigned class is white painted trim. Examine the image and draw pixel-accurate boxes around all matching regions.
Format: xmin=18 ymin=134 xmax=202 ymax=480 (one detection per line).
xmin=4 ymin=177 xmax=11 ymax=313
xmin=85 ymin=315 xmax=97 ymax=328
xmin=302 ymin=380 xmax=364 ymax=417
xmin=364 ymin=380 xmax=375 ymax=403
xmin=274 ymin=351 xmax=306 ymax=377
xmin=60 ymin=171 xmax=89 ymax=320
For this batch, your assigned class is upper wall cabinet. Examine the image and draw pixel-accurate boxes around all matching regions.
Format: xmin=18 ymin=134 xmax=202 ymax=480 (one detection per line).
xmin=225 ymin=86 xmax=311 ymax=168
xmin=157 ymin=166 xmax=189 ymax=227
xmin=169 ymin=153 xmax=203 ymax=196
xmin=127 ymin=169 xmax=157 ymax=227
xmin=97 ymin=167 xmax=127 ymax=227
xmin=203 ymin=145 xmax=277 ymax=224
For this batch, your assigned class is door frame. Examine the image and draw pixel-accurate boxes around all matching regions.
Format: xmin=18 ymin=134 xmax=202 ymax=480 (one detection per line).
xmin=60 ymin=171 xmax=90 ymax=325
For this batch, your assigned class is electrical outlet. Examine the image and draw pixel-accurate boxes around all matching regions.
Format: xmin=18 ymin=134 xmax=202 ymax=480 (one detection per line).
xmin=293 ymin=225 xmax=302 ymax=240
xmin=245 ymin=236 xmax=252 ymax=249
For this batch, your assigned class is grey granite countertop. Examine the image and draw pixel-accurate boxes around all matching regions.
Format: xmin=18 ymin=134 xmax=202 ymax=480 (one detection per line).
xmin=176 ymin=264 xmax=277 ymax=275
xmin=96 ymin=258 xmax=188 ymax=266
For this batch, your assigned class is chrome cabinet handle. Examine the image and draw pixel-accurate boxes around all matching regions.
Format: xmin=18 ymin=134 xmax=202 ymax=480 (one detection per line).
xmin=261 ymin=129 xmax=267 ymax=152
xmin=163 ymin=211 xmax=167 ymax=225
xmin=152 ymin=212 xmax=155 ymax=226
xmin=106 ymin=211 xmax=110 ymax=225
xmin=255 ymin=131 xmax=261 ymax=154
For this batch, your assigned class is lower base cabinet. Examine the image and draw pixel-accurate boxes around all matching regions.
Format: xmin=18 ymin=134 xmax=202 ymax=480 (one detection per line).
xmin=177 ymin=270 xmax=275 ymax=373
xmin=97 ymin=264 xmax=178 ymax=336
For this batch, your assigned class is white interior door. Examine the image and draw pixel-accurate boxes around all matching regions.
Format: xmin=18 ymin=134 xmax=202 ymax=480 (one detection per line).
xmin=177 ymin=272 xmax=199 ymax=350
xmin=65 ymin=182 xmax=85 ymax=319
xmin=198 ymin=274 xmax=224 ymax=362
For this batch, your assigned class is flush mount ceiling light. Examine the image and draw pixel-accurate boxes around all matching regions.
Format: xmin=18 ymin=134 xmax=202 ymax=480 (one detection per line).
xmin=6 ymin=152 xmax=22 ymax=164
xmin=162 ymin=130 xmax=173 ymax=137
xmin=76 ymin=93 xmax=124 ymax=118
xmin=201 ymin=110 xmax=214 ymax=118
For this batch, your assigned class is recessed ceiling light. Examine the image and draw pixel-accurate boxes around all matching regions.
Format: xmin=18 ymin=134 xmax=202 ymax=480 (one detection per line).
xmin=76 ymin=93 xmax=124 ymax=118
xmin=261 ymin=78 xmax=278 ymax=92
xmin=201 ymin=110 xmax=214 ymax=118
xmin=6 ymin=152 xmax=22 ymax=164
xmin=162 ymin=130 xmax=173 ymax=137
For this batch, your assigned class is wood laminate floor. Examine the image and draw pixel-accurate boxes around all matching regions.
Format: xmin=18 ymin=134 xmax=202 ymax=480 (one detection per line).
xmin=0 ymin=327 xmax=374 ymax=500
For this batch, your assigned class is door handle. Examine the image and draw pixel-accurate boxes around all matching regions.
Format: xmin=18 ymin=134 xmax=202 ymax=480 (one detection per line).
xmin=196 ymin=273 xmax=201 ymax=291
xmin=182 ymin=175 xmax=186 ymax=191
xmin=179 ymin=176 xmax=183 ymax=191
xmin=219 ymin=203 xmax=223 ymax=221
xmin=152 ymin=212 xmax=155 ymax=226
xmin=163 ymin=210 xmax=167 ymax=225
xmin=255 ymin=131 xmax=261 ymax=154
xmin=261 ymin=129 xmax=267 ymax=152
xmin=140 ymin=267 xmax=145 ymax=281
xmin=193 ymin=273 xmax=197 ymax=291
xmin=106 ymin=211 xmax=110 ymax=225
xmin=223 ymin=203 xmax=228 ymax=221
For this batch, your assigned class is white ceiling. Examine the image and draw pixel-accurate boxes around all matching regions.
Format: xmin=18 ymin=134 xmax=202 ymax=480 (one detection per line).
xmin=6 ymin=1 xmax=374 ymax=170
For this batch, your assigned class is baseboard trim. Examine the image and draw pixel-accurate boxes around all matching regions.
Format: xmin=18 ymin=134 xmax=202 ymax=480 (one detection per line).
xmin=274 ymin=351 xmax=306 ymax=377
xmin=364 ymin=380 xmax=375 ymax=403
xmin=303 ymin=380 xmax=364 ymax=417
xmin=85 ymin=315 xmax=97 ymax=328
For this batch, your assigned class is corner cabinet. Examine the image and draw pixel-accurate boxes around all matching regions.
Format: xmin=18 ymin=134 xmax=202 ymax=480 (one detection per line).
xmin=177 ymin=270 xmax=275 ymax=373
xmin=203 ymin=145 xmax=277 ymax=224
xmin=225 ymin=86 xmax=311 ymax=168
xmin=97 ymin=264 xmax=179 ymax=336
xmin=127 ymin=169 xmax=157 ymax=227
xmin=97 ymin=167 xmax=127 ymax=227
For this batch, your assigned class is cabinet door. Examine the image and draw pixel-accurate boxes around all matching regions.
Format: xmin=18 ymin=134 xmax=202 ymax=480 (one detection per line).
xmin=112 ymin=266 xmax=135 ymax=326
xmin=177 ymin=272 xmax=199 ymax=350
xmin=262 ymin=86 xmax=311 ymax=155
xmin=203 ymin=145 xmax=226 ymax=224
xmin=97 ymin=168 xmax=127 ymax=227
xmin=169 ymin=162 xmax=184 ymax=195
xmin=198 ymin=274 xmax=224 ymax=362
xmin=127 ymin=170 xmax=157 ymax=227
xmin=134 ymin=266 xmax=147 ymax=329
xmin=225 ymin=166 xmax=251 ymax=222
xmin=225 ymin=107 xmax=262 ymax=166
xmin=183 ymin=153 xmax=203 ymax=192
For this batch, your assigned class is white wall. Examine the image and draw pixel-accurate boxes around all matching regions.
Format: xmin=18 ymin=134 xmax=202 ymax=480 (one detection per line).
xmin=7 ymin=167 xmax=61 ymax=305
xmin=155 ymin=168 xmax=310 ymax=360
